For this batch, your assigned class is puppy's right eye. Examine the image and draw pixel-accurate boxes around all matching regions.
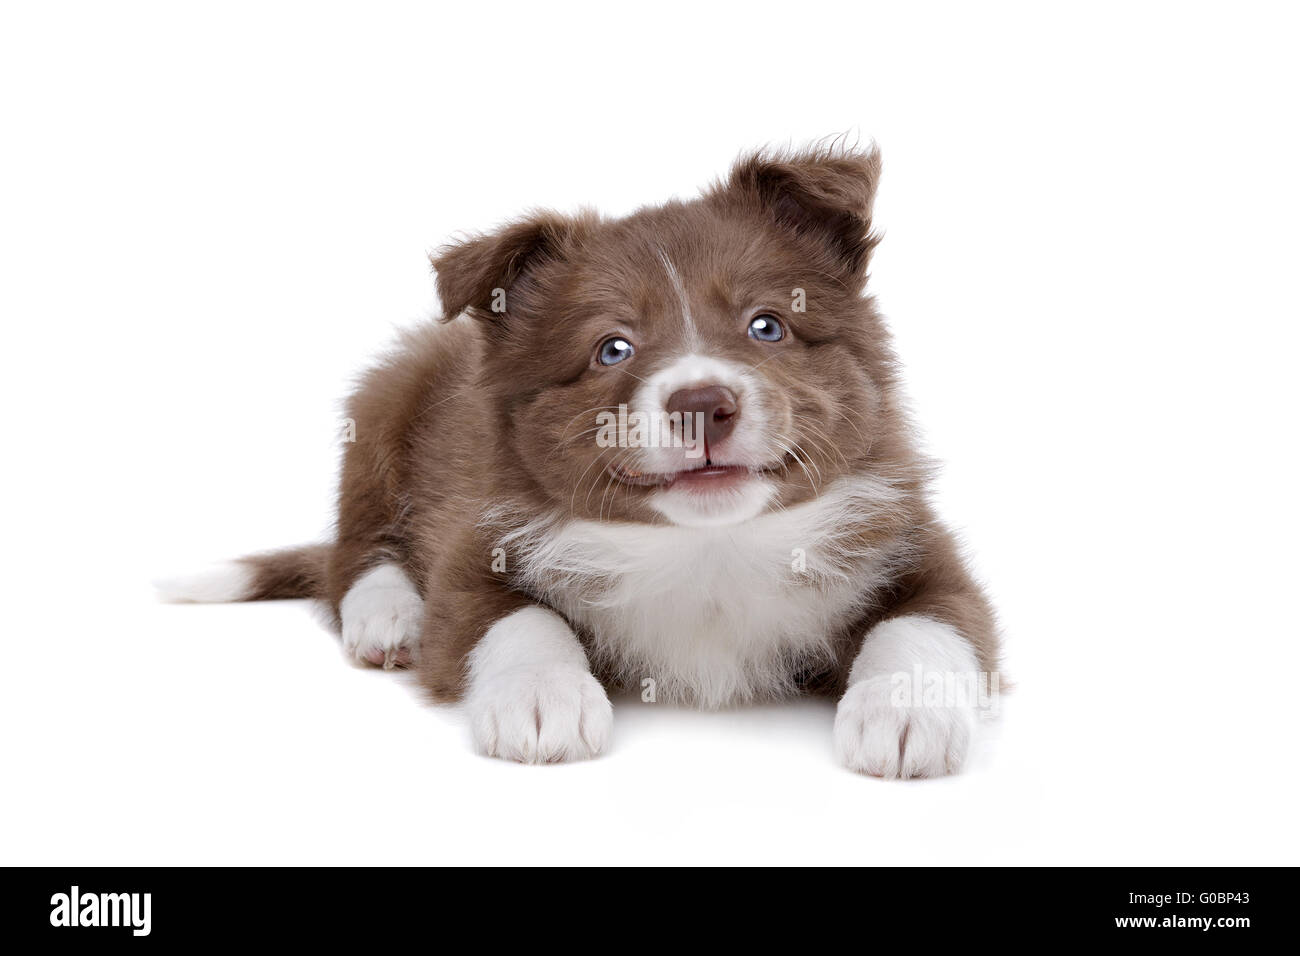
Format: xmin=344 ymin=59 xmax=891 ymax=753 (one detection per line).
xmin=596 ymin=337 xmax=635 ymax=366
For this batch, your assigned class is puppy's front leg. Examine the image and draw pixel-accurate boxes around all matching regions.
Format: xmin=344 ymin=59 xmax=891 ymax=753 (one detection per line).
xmin=833 ymin=615 xmax=986 ymax=779
xmin=464 ymin=606 xmax=613 ymax=764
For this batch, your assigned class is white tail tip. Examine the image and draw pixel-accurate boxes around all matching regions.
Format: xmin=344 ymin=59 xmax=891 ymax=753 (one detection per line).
xmin=154 ymin=561 xmax=253 ymax=603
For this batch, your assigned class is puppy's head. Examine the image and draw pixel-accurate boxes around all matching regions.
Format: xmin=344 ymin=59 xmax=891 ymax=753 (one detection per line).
xmin=433 ymin=144 xmax=900 ymax=527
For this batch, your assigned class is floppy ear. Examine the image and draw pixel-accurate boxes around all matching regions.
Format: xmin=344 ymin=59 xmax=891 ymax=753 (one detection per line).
xmin=431 ymin=211 xmax=589 ymax=320
xmin=717 ymin=144 xmax=883 ymax=278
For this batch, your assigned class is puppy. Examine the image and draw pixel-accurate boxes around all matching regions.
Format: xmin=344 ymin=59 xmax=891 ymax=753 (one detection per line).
xmin=163 ymin=143 xmax=1000 ymax=777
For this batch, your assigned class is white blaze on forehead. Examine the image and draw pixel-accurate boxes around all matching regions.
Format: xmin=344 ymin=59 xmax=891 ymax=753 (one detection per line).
xmin=634 ymin=353 xmax=752 ymax=414
xmin=657 ymin=249 xmax=699 ymax=347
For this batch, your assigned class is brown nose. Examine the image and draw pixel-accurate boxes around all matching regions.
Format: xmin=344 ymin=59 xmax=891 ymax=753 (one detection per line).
xmin=666 ymin=385 xmax=739 ymax=450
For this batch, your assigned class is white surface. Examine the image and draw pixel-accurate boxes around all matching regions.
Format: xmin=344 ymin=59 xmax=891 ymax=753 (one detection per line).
xmin=1 ymin=1 xmax=1297 ymax=865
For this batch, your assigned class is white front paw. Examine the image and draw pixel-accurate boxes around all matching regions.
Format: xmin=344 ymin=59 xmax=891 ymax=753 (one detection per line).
xmin=340 ymin=564 xmax=424 ymax=669
xmin=833 ymin=676 xmax=975 ymax=779
xmin=467 ymin=666 xmax=613 ymax=763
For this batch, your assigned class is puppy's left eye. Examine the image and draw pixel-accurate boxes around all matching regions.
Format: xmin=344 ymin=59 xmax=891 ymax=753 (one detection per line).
xmin=748 ymin=314 xmax=785 ymax=342
xmin=597 ymin=336 xmax=636 ymax=366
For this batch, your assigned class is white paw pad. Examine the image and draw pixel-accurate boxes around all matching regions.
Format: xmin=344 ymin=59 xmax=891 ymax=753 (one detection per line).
xmin=339 ymin=563 xmax=424 ymax=669
xmin=465 ymin=606 xmax=613 ymax=763
xmin=467 ymin=665 xmax=613 ymax=763
xmin=833 ymin=675 xmax=975 ymax=778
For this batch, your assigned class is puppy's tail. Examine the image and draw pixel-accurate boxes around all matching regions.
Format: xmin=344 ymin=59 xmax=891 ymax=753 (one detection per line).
xmin=155 ymin=544 xmax=331 ymax=603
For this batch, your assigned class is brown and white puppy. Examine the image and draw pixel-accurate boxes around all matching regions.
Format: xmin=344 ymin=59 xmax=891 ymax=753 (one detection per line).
xmin=162 ymin=144 xmax=1000 ymax=778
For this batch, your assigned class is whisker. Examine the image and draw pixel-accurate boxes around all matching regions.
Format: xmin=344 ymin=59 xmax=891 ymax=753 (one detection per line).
xmin=571 ymin=445 xmax=621 ymax=516
xmin=608 ymin=364 xmax=650 ymax=386
xmin=773 ymin=434 xmax=817 ymax=493
xmin=787 ymin=437 xmax=823 ymax=490
xmin=546 ymin=405 xmax=625 ymax=468
xmin=790 ymin=416 xmax=849 ymax=473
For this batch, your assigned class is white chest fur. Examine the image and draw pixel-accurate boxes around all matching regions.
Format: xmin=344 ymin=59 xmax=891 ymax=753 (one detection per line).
xmin=499 ymin=477 xmax=910 ymax=707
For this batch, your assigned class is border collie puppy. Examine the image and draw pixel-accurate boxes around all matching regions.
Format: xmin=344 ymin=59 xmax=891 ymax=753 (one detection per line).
xmin=163 ymin=143 xmax=1000 ymax=777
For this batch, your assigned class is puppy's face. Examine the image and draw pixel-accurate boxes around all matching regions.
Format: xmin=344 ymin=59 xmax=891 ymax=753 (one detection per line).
xmin=435 ymin=147 xmax=893 ymax=527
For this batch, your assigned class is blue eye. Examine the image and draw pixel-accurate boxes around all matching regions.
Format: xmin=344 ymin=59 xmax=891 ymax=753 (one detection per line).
xmin=748 ymin=314 xmax=785 ymax=342
xmin=597 ymin=337 xmax=635 ymax=366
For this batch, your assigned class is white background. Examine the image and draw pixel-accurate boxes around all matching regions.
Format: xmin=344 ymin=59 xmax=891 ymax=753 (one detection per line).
xmin=2 ymin=1 xmax=1297 ymax=866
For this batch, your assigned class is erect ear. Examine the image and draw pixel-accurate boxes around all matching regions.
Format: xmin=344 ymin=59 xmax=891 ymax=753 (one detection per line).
xmin=431 ymin=211 xmax=591 ymax=320
xmin=716 ymin=144 xmax=883 ymax=278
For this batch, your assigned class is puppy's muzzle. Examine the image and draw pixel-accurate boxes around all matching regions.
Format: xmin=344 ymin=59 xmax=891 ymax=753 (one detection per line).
xmin=666 ymin=384 xmax=739 ymax=450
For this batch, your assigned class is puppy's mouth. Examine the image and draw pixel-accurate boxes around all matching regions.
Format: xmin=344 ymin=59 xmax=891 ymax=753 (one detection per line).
xmin=608 ymin=460 xmax=779 ymax=490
